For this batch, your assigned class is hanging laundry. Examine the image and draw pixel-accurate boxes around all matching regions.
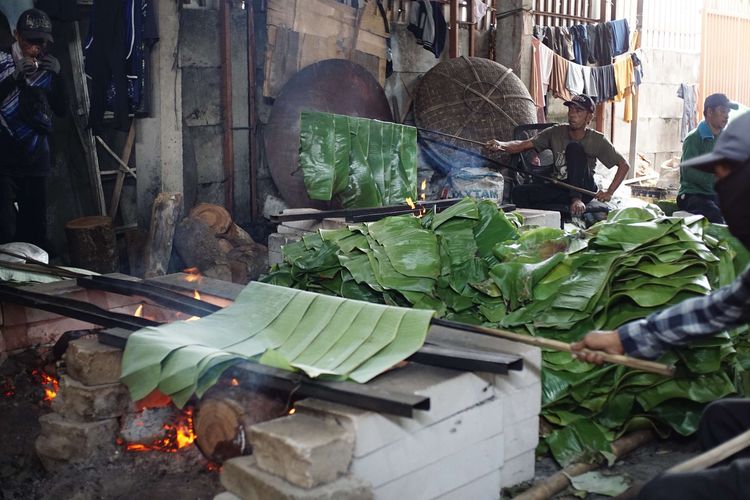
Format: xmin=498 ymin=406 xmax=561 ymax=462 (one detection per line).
xmin=566 ymin=62 xmax=585 ymax=95
xmin=613 ymin=55 xmax=635 ymax=121
xmin=631 ymin=52 xmax=643 ymax=86
xmin=570 ymin=24 xmax=589 ymax=65
xmin=554 ymin=26 xmax=575 ymax=60
xmin=594 ymin=23 xmax=612 ymax=65
xmin=473 ymin=0 xmax=488 ymax=23
xmin=543 ymin=25 xmax=556 ymax=52
xmin=594 ymin=65 xmax=616 ymax=102
xmin=549 ymin=54 xmax=573 ymax=101
xmin=585 ymin=24 xmax=598 ymax=64
xmin=582 ymin=65 xmax=598 ymax=99
xmin=677 ymin=83 xmax=698 ymax=142
xmin=607 ymin=18 xmax=630 ymax=57
xmin=407 ymin=1 xmax=446 ymax=58
xmin=530 ymin=38 xmax=545 ymax=122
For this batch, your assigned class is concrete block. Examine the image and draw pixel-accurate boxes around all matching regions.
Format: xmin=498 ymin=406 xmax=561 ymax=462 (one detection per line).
xmin=36 ymin=413 xmax=118 ymax=470
xmin=294 ymin=399 xmax=409 ymax=459
xmin=501 ymin=449 xmax=536 ymax=488
xmin=269 ymin=250 xmax=283 ymax=267
xmin=263 ymin=195 xmax=291 ymax=219
xmin=516 ymin=208 xmax=561 ymax=229
xmin=52 ymin=375 xmax=131 ymax=422
xmin=268 ymin=233 xmax=302 ymax=256
xmin=436 ymin=470 xmax=501 ymax=500
xmin=504 ymin=416 xmax=540 ymax=461
xmin=190 ymin=125 xmax=225 ymax=184
xmin=372 ymin=433 xmax=503 ymax=500
xmin=497 ymin=383 xmax=542 ymax=426
xmin=179 ymin=9 xmax=220 ymax=68
xmin=183 ymin=67 xmax=222 ymax=126
xmin=320 ymin=218 xmax=347 ymax=230
xmin=221 ymin=456 xmax=373 ymax=500
xmin=351 ymin=398 xmax=503 ymax=488
xmin=277 ymin=224 xmax=315 ymax=236
xmin=64 ymin=338 xmax=123 ymax=385
xmin=248 ymin=413 xmax=355 ymax=488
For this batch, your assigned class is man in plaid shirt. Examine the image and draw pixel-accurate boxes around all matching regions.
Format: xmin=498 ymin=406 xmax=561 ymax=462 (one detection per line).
xmin=573 ymin=111 xmax=750 ymax=500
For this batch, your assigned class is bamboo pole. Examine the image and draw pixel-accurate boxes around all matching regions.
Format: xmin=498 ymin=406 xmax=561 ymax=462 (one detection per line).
xmin=667 ymin=429 xmax=750 ymax=474
xmin=513 ymin=430 xmax=655 ymax=500
xmin=432 ymin=319 xmax=675 ymax=377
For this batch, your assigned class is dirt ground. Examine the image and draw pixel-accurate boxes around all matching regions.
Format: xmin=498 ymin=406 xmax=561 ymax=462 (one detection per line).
xmin=0 ymin=348 xmax=700 ymax=500
xmin=0 ymin=349 xmax=222 ymax=500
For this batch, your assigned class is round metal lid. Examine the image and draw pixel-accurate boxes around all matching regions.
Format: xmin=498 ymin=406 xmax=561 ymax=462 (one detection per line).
xmin=264 ymin=59 xmax=393 ymax=209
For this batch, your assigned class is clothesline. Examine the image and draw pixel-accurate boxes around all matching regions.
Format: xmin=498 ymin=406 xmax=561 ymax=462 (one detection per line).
xmin=533 ymin=18 xmax=631 ymax=67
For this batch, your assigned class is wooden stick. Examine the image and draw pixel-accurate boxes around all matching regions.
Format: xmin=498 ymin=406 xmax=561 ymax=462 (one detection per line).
xmin=415 ymin=126 xmax=488 ymax=146
xmin=514 ymin=430 xmax=655 ymax=500
xmin=667 ymin=429 xmax=750 ymax=474
xmin=432 ymin=318 xmax=675 ymax=377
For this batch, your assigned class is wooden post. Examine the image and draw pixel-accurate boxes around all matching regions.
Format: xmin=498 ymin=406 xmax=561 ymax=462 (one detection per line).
xmin=64 ymin=216 xmax=119 ymax=273
xmin=449 ymin=0 xmax=459 ymax=57
xmin=220 ymin=0 xmax=235 ymax=216
xmin=144 ymin=192 xmax=183 ymax=278
xmin=627 ymin=0 xmax=644 ymax=177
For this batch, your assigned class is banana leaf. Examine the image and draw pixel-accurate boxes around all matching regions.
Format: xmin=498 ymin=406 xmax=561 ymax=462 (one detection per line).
xmin=299 ymin=112 xmax=417 ymax=208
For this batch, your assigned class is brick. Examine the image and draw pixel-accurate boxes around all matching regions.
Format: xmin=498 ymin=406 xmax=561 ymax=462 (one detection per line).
xmin=248 ymin=413 xmax=355 ymax=489
xmin=2 ymin=324 xmax=29 ymax=351
xmin=221 ymin=456 xmax=373 ymax=500
xmin=64 ymin=338 xmax=123 ymax=385
xmin=372 ymin=433 xmax=503 ymax=500
xmin=504 ymin=416 xmax=540 ymax=460
xmin=501 ymin=449 xmax=536 ymax=488
xmin=351 ymin=398 xmax=504 ymax=488
xmin=497 ymin=382 xmax=542 ymax=426
xmin=435 ymin=470 xmax=501 ymax=500
xmin=36 ymin=413 xmax=118 ymax=471
xmin=26 ymin=317 xmax=97 ymax=347
xmin=52 ymin=375 xmax=131 ymax=421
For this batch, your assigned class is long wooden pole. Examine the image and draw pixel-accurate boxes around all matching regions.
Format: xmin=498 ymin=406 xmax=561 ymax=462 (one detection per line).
xmin=667 ymin=429 xmax=750 ymax=474
xmin=432 ymin=319 xmax=675 ymax=377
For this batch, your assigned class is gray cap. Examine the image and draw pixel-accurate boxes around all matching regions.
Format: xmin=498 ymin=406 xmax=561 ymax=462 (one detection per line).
xmin=683 ymin=111 xmax=750 ymax=172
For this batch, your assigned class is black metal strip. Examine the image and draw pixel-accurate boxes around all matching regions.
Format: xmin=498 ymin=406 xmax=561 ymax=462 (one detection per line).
xmin=413 ymin=342 xmax=523 ymax=374
xmin=0 ymin=284 xmax=159 ymax=330
xmin=77 ymin=275 xmax=221 ymax=317
xmin=268 ymin=198 xmax=466 ymax=223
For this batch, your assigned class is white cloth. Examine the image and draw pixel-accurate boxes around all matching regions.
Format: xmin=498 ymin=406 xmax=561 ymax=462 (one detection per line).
xmin=473 ymin=0 xmax=489 ymax=22
xmin=539 ymin=42 xmax=554 ymax=94
xmin=566 ymin=62 xmax=585 ymax=95
xmin=582 ymin=65 xmax=597 ymax=98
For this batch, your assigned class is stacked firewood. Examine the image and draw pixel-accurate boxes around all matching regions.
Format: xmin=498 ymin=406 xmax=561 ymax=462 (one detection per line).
xmin=173 ymin=203 xmax=268 ymax=283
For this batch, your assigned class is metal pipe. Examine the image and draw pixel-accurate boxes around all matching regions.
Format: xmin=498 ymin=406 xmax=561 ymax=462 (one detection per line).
xmin=220 ymin=0 xmax=235 ymax=216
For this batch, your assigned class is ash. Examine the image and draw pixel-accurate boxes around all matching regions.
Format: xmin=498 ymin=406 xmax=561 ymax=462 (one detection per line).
xmin=0 ymin=349 xmax=222 ymax=500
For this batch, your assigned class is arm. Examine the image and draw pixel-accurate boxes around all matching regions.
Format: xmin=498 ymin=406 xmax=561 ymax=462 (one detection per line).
xmin=484 ymin=138 xmax=535 ymax=154
xmin=573 ymin=268 xmax=750 ymax=361
xmin=596 ymin=159 xmax=629 ymax=201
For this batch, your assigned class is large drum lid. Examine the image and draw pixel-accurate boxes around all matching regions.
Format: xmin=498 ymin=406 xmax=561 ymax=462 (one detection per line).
xmin=414 ymin=56 xmax=537 ymax=174
xmin=264 ymin=59 xmax=393 ymax=209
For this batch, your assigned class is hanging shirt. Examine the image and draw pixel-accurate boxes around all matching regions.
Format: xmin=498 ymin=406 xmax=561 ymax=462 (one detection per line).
xmin=549 ymin=54 xmax=573 ymax=101
xmin=538 ymin=40 xmax=554 ymax=95
xmin=570 ymin=25 xmax=589 ymax=65
xmin=677 ymin=83 xmax=698 ymax=142
xmin=608 ymin=19 xmax=630 ymax=57
xmin=530 ymin=38 xmax=544 ymax=109
xmin=582 ymin=66 xmax=598 ymax=99
xmin=555 ymin=26 xmax=575 ymax=60
xmin=566 ymin=62 xmax=585 ymax=95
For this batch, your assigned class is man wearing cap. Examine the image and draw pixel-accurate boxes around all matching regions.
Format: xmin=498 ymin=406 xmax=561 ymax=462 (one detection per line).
xmin=485 ymin=94 xmax=630 ymax=218
xmin=0 ymin=8 xmax=65 ymax=251
xmin=572 ymin=111 xmax=750 ymax=499
xmin=677 ymin=93 xmax=739 ymax=223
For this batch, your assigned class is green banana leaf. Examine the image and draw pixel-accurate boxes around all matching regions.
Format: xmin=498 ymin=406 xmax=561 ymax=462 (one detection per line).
xmin=299 ymin=111 xmax=417 ymax=207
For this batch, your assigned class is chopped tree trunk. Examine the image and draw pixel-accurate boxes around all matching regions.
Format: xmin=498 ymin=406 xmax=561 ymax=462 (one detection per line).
xmin=224 ymin=223 xmax=255 ymax=246
xmin=227 ymin=243 xmax=269 ymax=283
xmin=173 ymin=217 xmax=227 ymax=273
xmin=144 ymin=192 xmax=183 ymax=278
xmin=194 ymin=385 xmax=288 ymax=463
xmin=64 ymin=216 xmax=118 ymax=273
xmin=189 ymin=203 xmax=232 ymax=234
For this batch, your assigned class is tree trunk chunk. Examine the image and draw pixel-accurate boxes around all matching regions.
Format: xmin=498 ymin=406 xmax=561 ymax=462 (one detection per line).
xmin=189 ymin=203 xmax=232 ymax=234
xmin=144 ymin=192 xmax=183 ymax=278
xmin=195 ymin=386 xmax=287 ymax=464
xmin=64 ymin=216 xmax=118 ymax=273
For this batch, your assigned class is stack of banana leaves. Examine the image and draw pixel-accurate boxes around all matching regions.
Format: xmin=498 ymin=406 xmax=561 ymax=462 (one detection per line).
xmin=263 ymin=198 xmax=750 ymax=466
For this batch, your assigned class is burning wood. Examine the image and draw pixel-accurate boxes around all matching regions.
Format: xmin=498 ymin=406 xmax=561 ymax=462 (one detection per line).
xmin=31 ymin=369 xmax=59 ymax=402
xmin=118 ymin=407 xmax=197 ymax=453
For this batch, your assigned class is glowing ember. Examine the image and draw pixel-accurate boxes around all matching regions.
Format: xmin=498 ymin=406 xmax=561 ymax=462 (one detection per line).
xmin=1 ymin=377 xmax=15 ymax=397
xmin=288 ymin=408 xmax=296 ymax=415
xmin=134 ymin=304 xmax=144 ymax=317
xmin=184 ymin=268 xmax=202 ymax=283
xmin=405 ymin=197 xmax=416 ymax=209
xmin=120 ymin=408 xmax=197 ymax=453
xmin=31 ymin=369 xmax=59 ymax=402
xmin=186 ymin=316 xmax=200 ymax=322
xmin=230 ymin=378 xmax=239 ymax=386
xmin=421 ymin=178 xmax=427 ymax=191
xmin=193 ymin=290 xmax=201 ymax=300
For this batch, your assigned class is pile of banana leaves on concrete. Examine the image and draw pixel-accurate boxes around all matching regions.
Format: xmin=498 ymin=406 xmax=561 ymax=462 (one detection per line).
xmin=263 ymin=198 xmax=750 ymax=466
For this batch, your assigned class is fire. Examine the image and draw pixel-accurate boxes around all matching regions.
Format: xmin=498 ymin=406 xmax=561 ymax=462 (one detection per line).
xmin=31 ymin=369 xmax=58 ymax=402
xmin=186 ymin=316 xmax=200 ymax=322
xmin=184 ymin=268 xmax=202 ymax=283
xmin=420 ymin=178 xmax=427 ymax=202
xmin=405 ymin=197 xmax=416 ymax=209
xmin=230 ymin=378 xmax=239 ymax=386
xmin=134 ymin=304 xmax=143 ymax=317
xmin=194 ymin=290 xmax=201 ymax=300
xmin=288 ymin=408 xmax=296 ymax=415
xmin=120 ymin=408 xmax=197 ymax=453
xmin=1 ymin=377 xmax=15 ymax=397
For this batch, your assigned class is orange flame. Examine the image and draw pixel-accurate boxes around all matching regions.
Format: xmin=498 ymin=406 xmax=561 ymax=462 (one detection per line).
xmin=230 ymin=378 xmax=239 ymax=386
xmin=121 ymin=408 xmax=196 ymax=453
xmin=31 ymin=369 xmax=58 ymax=402
xmin=134 ymin=304 xmax=143 ymax=317
xmin=194 ymin=290 xmax=201 ymax=300
xmin=184 ymin=268 xmax=202 ymax=283
xmin=288 ymin=408 xmax=296 ymax=415
xmin=405 ymin=197 xmax=416 ymax=209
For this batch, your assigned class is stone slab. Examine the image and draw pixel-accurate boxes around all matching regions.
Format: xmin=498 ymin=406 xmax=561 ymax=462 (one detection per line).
xmin=221 ymin=456 xmax=373 ymax=500
xmin=36 ymin=413 xmax=118 ymax=471
xmin=249 ymin=413 xmax=355 ymax=488
xmin=351 ymin=398 xmax=504 ymax=488
xmin=64 ymin=337 xmax=123 ymax=385
xmin=501 ymin=449 xmax=536 ymax=488
xmin=372 ymin=433 xmax=503 ymax=500
xmin=52 ymin=375 xmax=131 ymax=422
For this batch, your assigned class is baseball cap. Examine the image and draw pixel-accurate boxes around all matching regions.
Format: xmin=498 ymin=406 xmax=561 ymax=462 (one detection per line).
xmin=16 ymin=9 xmax=53 ymax=44
xmin=563 ymin=94 xmax=596 ymax=113
xmin=682 ymin=111 xmax=750 ymax=172
xmin=704 ymin=93 xmax=739 ymax=111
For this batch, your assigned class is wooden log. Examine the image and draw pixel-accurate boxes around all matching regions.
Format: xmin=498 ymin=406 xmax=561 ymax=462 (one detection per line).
xmin=189 ymin=203 xmax=232 ymax=234
xmin=173 ymin=217 xmax=228 ymax=274
xmin=223 ymin=222 xmax=255 ymax=246
xmin=144 ymin=192 xmax=183 ymax=278
xmin=194 ymin=385 xmax=288 ymax=464
xmin=667 ymin=428 xmax=750 ymax=474
xmin=64 ymin=215 xmax=119 ymax=273
xmin=227 ymin=243 xmax=269 ymax=283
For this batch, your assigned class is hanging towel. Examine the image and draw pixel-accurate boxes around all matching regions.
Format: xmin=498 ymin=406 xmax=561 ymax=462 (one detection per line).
xmin=549 ymin=54 xmax=573 ymax=101
xmin=582 ymin=66 xmax=598 ymax=99
xmin=539 ymin=40 xmax=554 ymax=95
xmin=566 ymin=62 xmax=585 ymax=95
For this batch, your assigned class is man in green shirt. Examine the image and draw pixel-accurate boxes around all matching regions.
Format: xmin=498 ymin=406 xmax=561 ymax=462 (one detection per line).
xmin=677 ymin=93 xmax=738 ymax=223
xmin=485 ymin=94 xmax=629 ymax=217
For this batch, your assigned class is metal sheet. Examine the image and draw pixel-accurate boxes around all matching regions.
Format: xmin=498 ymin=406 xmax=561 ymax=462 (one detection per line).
xmin=264 ymin=59 xmax=393 ymax=209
